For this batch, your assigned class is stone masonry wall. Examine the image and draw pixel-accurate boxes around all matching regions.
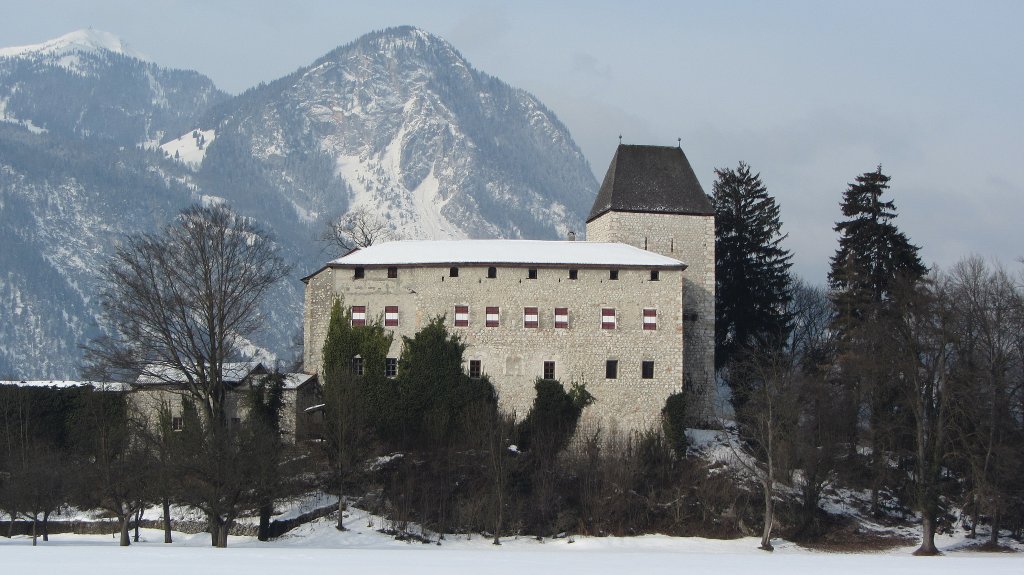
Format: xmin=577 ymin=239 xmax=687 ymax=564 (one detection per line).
xmin=587 ymin=212 xmax=715 ymax=422
xmin=303 ymin=262 xmax=684 ymax=434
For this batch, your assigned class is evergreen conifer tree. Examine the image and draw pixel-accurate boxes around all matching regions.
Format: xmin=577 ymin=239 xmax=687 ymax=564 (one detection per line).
xmin=828 ymin=166 xmax=927 ymax=329
xmin=711 ymin=162 xmax=793 ymax=379
xmin=827 ymin=166 xmax=927 ymax=515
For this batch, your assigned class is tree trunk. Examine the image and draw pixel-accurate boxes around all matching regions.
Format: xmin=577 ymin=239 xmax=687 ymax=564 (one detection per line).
xmin=989 ymin=510 xmax=1000 ymax=547
xmin=162 ymin=498 xmax=173 ymax=543
xmin=216 ymin=521 xmax=230 ymax=548
xmin=913 ymin=515 xmax=939 ymax=555
xmin=119 ymin=515 xmax=131 ymax=547
xmin=336 ymin=480 xmax=346 ymax=531
xmin=42 ymin=509 xmax=50 ymax=542
xmin=134 ymin=507 xmax=143 ymax=542
xmin=760 ymin=480 xmax=775 ymax=551
xmin=258 ymin=502 xmax=272 ymax=541
xmin=31 ymin=516 xmax=37 ymax=546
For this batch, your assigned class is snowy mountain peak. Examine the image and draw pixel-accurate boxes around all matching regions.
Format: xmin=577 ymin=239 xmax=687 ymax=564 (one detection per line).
xmin=0 ymin=29 xmax=148 ymax=61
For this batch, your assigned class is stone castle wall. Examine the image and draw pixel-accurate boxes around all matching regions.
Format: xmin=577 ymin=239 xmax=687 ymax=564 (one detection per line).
xmin=587 ymin=212 xmax=716 ymax=422
xmin=303 ymin=261 xmax=684 ymax=434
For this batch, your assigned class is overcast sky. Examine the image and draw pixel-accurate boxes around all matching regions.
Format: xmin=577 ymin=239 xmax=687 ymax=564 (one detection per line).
xmin=4 ymin=0 xmax=1022 ymax=283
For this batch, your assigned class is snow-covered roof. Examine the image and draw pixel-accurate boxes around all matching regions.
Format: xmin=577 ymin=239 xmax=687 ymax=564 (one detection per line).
xmin=135 ymin=361 xmax=266 ymax=386
xmin=0 ymin=380 xmax=131 ymax=392
xmin=326 ymin=240 xmax=686 ymax=268
xmin=282 ymin=373 xmax=317 ymax=390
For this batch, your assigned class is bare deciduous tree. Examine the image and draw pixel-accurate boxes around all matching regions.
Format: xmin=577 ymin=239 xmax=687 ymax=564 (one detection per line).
xmin=82 ymin=203 xmax=291 ymax=547
xmin=321 ymin=207 xmax=400 ymax=255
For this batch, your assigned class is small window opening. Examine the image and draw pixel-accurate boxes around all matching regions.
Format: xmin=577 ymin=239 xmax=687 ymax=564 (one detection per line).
xmin=642 ymin=361 xmax=655 ymax=379
xmin=351 ymin=356 xmax=364 ymax=376
xmin=605 ymin=360 xmax=618 ymax=380
xmin=528 ymin=268 xmax=538 ymax=280
xmin=450 ymin=267 xmax=459 ymax=277
xmin=354 ymin=267 xmax=365 ymax=279
xmin=543 ymin=361 xmax=556 ymax=380
xmin=387 ymin=266 xmax=398 ymax=278
xmin=650 ymin=269 xmax=660 ymax=281
xmin=171 ymin=416 xmax=184 ymax=432
xmin=609 ymin=269 xmax=619 ymax=280
xmin=568 ymin=269 xmax=578 ymax=280
xmin=385 ymin=358 xmax=398 ymax=379
xmin=469 ymin=360 xmax=482 ymax=379
xmin=487 ymin=266 xmax=497 ymax=279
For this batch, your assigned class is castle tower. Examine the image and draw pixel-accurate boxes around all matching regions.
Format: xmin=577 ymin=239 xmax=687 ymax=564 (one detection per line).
xmin=586 ymin=144 xmax=716 ymax=422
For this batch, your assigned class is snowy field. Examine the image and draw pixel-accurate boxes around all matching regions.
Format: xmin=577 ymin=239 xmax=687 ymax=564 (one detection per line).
xmin=3 ymin=509 xmax=1021 ymax=575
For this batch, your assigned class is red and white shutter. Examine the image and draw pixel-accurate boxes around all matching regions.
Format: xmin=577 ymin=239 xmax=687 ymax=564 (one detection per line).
xmin=601 ymin=308 xmax=616 ymax=330
xmin=351 ymin=305 xmax=366 ymax=327
xmin=523 ymin=307 xmax=539 ymax=328
xmin=486 ymin=306 xmax=500 ymax=327
xmin=455 ymin=305 xmax=469 ymax=327
xmin=554 ymin=307 xmax=569 ymax=329
xmin=643 ymin=308 xmax=657 ymax=330
xmin=385 ymin=305 xmax=399 ymax=327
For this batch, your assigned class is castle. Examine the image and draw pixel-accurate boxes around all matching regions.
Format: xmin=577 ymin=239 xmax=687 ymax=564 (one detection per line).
xmin=302 ymin=144 xmax=715 ymax=431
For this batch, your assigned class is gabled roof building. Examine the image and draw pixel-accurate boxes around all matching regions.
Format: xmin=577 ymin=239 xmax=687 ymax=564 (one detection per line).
xmin=302 ymin=143 xmax=715 ymax=432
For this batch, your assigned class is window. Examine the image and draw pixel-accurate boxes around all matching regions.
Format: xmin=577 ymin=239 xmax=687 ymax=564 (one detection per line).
xmin=351 ymin=305 xmax=366 ymax=327
xmin=527 ymin=268 xmax=538 ymax=280
xmin=523 ymin=306 xmax=539 ymax=328
xmin=643 ymin=308 xmax=657 ymax=331
xmin=469 ymin=359 xmax=482 ymax=379
xmin=385 ymin=357 xmax=397 ymax=378
xmin=487 ymin=266 xmax=497 ymax=278
xmin=606 ymin=360 xmax=618 ymax=379
xmin=171 ymin=416 xmax=183 ymax=432
xmin=455 ymin=305 xmax=469 ymax=327
xmin=650 ymin=269 xmax=660 ymax=281
xmin=388 ymin=266 xmax=398 ymax=278
xmin=543 ymin=361 xmax=556 ymax=380
xmin=450 ymin=266 xmax=459 ymax=277
xmin=351 ymin=356 xmax=364 ymax=376
xmin=354 ymin=267 xmax=365 ymax=279
xmin=601 ymin=308 xmax=616 ymax=330
xmin=642 ymin=360 xmax=655 ymax=379
xmin=486 ymin=306 xmax=500 ymax=327
xmin=385 ymin=305 xmax=399 ymax=327
xmin=568 ymin=269 xmax=578 ymax=280
xmin=609 ymin=269 xmax=619 ymax=280
xmin=554 ymin=307 xmax=569 ymax=329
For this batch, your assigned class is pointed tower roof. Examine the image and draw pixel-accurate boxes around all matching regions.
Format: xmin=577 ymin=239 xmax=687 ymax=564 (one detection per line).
xmin=587 ymin=144 xmax=713 ymax=223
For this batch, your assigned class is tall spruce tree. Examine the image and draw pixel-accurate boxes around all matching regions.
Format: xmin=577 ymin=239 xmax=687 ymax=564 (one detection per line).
xmin=827 ymin=166 xmax=927 ymax=515
xmin=828 ymin=167 xmax=927 ymax=327
xmin=711 ymin=162 xmax=794 ymax=379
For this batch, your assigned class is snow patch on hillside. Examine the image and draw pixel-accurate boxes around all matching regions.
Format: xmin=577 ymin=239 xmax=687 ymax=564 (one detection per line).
xmin=0 ymin=29 xmax=148 ymax=62
xmin=161 ymin=129 xmax=215 ymax=168
xmin=0 ymin=98 xmax=47 ymax=133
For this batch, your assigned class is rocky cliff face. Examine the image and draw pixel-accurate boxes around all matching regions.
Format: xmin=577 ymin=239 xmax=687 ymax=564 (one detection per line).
xmin=0 ymin=27 xmax=598 ymax=378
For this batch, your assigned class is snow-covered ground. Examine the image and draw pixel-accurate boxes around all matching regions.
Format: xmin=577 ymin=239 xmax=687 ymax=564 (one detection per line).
xmin=2 ymin=506 xmax=1020 ymax=575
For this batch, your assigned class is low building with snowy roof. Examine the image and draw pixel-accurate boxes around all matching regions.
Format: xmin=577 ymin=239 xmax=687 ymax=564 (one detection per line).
xmin=130 ymin=361 xmax=321 ymax=443
xmin=302 ymin=142 xmax=716 ymax=432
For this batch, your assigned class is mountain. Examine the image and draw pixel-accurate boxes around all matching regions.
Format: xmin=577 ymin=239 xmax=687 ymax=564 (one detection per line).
xmin=0 ymin=27 xmax=598 ymax=379
xmin=190 ymin=26 xmax=597 ymax=242
xmin=0 ymin=29 xmax=228 ymax=145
